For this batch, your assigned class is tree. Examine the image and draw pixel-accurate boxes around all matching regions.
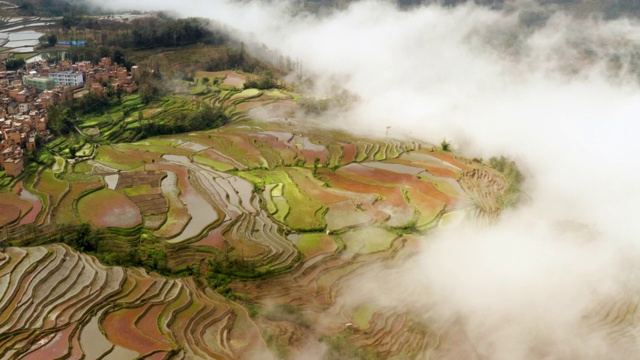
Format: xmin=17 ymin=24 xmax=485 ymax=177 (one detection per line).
xmin=243 ymin=70 xmax=278 ymax=90
xmin=47 ymin=33 xmax=57 ymax=46
xmin=201 ymin=77 xmax=210 ymax=85
xmin=4 ymin=57 xmax=25 ymax=71
xmin=46 ymin=105 xmax=73 ymax=135
xmin=64 ymin=223 xmax=97 ymax=252
xmin=441 ymin=139 xmax=451 ymax=151
xmin=112 ymin=48 xmax=126 ymax=65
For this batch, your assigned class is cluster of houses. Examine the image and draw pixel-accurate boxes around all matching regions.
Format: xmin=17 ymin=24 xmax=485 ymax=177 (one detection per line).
xmin=0 ymin=57 xmax=139 ymax=177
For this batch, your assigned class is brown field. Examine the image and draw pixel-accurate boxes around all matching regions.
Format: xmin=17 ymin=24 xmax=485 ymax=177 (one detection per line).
xmin=196 ymin=70 xmax=247 ymax=88
xmin=0 ymin=189 xmax=32 ymax=225
xmin=117 ymin=171 xmax=169 ymax=216
xmin=341 ymin=143 xmax=357 ymax=164
xmin=252 ymin=133 xmax=300 ymax=165
xmin=147 ymin=164 xmax=192 ymax=238
xmin=20 ymin=324 xmax=76 ymax=360
xmin=320 ymin=168 xmax=409 ymax=209
xmin=427 ymin=151 xmax=473 ymax=171
xmin=193 ymin=225 xmax=226 ymax=248
xmin=246 ymin=100 xmax=299 ymax=121
xmin=0 ymin=204 xmax=20 ymax=227
xmin=102 ymin=304 xmax=170 ymax=354
xmin=77 ymin=189 xmax=142 ymax=228
xmin=339 ymin=163 xmax=457 ymax=205
xmin=405 ymin=188 xmax=446 ymax=227
xmin=285 ymin=167 xmax=348 ymax=204
xmin=324 ymin=199 xmax=382 ymax=230
xmin=195 ymin=132 xmax=265 ymax=168
xmin=130 ymin=45 xmax=228 ymax=74
xmin=235 ymin=98 xmax=274 ymax=112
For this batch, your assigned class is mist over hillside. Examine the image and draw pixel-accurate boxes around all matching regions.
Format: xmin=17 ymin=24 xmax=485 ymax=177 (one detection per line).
xmin=72 ymin=0 xmax=640 ymax=357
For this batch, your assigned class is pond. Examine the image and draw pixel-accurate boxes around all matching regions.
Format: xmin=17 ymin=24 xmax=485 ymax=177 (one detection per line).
xmin=17 ymin=185 xmax=42 ymax=225
xmin=0 ymin=30 xmax=42 ymax=52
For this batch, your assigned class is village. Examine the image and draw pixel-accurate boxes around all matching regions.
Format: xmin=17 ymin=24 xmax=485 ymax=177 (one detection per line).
xmin=0 ymin=56 xmax=139 ymax=177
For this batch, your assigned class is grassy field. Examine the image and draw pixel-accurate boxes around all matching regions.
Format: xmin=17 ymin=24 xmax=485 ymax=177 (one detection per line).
xmin=129 ymin=45 xmax=229 ymax=74
xmin=35 ymin=169 xmax=68 ymax=206
xmin=95 ymin=145 xmax=146 ymax=170
xmin=53 ymin=181 xmax=102 ymax=225
xmin=0 ymin=171 xmax=11 ymax=188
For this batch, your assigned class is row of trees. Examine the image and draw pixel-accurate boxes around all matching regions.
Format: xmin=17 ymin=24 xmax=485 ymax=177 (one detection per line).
xmin=202 ymin=46 xmax=275 ymax=74
xmin=17 ymin=0 xmax=89 ymax=16
xmin=66 ymin=46 xmax=128 ymax=67
xmin=243 ymin=70 xmax=279 ymax=90
xmin=59 ymin=15 xmax=227 ymax=49
xmin=139 ymin=104 xmax=228 ymax=137
xmin=48 ymin=223 xmax=195 ymax=277
xmin=129 ymin=17 xmax=224 ymax=48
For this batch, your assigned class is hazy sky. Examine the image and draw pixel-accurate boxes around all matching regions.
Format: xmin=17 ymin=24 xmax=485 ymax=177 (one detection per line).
xmin=96 ymin=0 xmax=640 ymax=357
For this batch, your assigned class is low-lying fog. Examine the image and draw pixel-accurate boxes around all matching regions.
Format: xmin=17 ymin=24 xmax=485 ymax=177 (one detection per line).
xmin=94 ymin=0 xmax=640 ymax=357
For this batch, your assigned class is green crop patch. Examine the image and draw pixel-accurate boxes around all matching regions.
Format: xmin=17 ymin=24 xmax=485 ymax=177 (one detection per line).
xmin=295 ymin=233 xmax=337 ymax=258
xmin=193 ymin=154 xmax=235 ymax=172
xmin=341 ymin=228 xmax=398 ymax=254
xmin=238 ymin=169 xmax=326 ymax=231
xmin=36 ymin=169 xmax=68 ymax=206
xmin=95 ymin=146 xmax=146 ymax=170
xmin=123 ymin=184 xmax=155 ymax=197
xmin=353 ymin=303 xmax=379 ymax=330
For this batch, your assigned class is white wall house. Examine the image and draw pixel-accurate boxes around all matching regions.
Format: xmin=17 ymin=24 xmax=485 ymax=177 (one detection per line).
xmin=49 ymin=71 xmax=84 ymax=86
xmin=18 ymin=103 xmax=30 ymax=114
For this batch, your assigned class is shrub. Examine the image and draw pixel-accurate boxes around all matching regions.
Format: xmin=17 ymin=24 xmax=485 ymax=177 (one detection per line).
xmin=441 ymin=139 xmax=450 ymax=151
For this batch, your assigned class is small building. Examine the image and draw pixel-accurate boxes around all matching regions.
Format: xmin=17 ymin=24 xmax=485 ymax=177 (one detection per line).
xmin=26 ymin=136 xmax=36 ymax=152
xmin=3 ymin=157 xmax=23 ymax=176
xmin=99 ymin=57 xmax=112 ymax=67
xmin=122 ymin=83 xmax=138 ymax=94
xmin=3 ymin=129 xmax=20 ymax=146
xmin=18 ymin=103 xmax=30 ymax=114
xmin=7 ymin=102 xmax=18 ymax=115
xmin=38 ymin=91 xmax=57 ymax=108
xmin=23 ymin=76 xmax=55 ymax=92
xmin=0 ymin=145 xmax=23 ymax=175
xmin=56 ymin=40 xmax=87 ymax=47
xmin=90 ymin=82 xmax=105 ymax=96
xmin=36 ymin=119 xmax=46 ymax=132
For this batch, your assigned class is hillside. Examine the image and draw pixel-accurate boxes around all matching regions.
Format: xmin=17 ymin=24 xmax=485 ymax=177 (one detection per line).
xmin=0 ymin=56 xmax=518 ymax=358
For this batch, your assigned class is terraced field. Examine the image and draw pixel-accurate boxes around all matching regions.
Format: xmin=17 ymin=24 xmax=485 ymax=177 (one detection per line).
xmin=0 ymin=244 xmax=267 ymax=359
xmin=0 ymin=77 xmax=518 ymax=358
